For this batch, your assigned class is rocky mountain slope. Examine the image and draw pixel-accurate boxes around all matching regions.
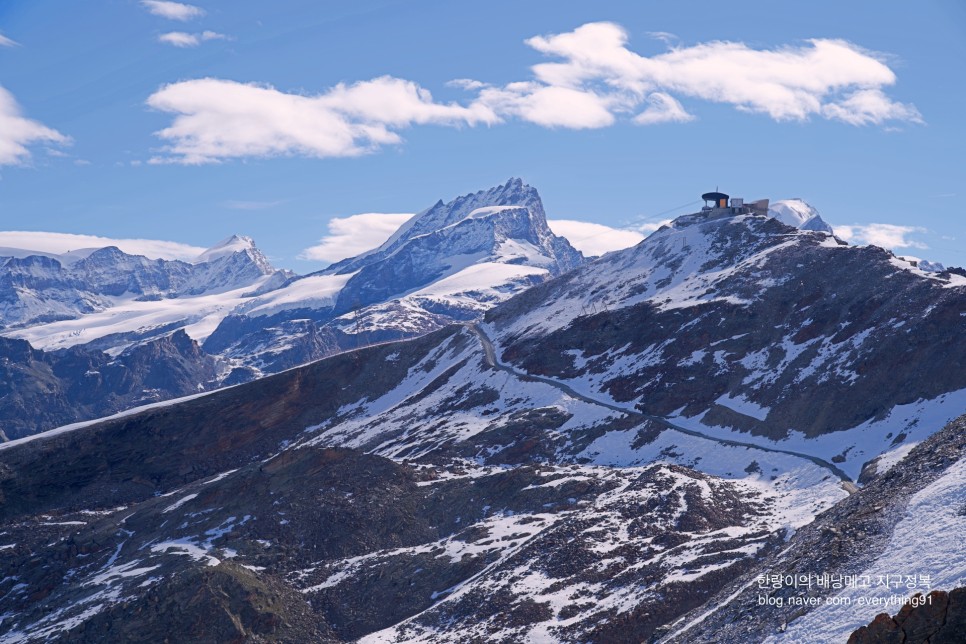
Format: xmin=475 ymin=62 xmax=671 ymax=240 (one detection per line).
xmin=0 ymin=236 xmax=285 ymax=439
xmin=848 ymin=588 xmax=966 ymax=643
xmin=0 ymin=324 xmax=846 ymax=643
xmin=0 ymin=235 xmax=284 ymax=336
xmin=0 ymin=315 xmax=961 ymax=642
xmin=2 ymin=194 xmax=964 ymax=641
xmin=483 ymin=208 xmax=966 ymax=478
xmin=658 ymin=414 xmax=966 ymax=643
xmin=0 ymin=330 xmax=216 ymax=441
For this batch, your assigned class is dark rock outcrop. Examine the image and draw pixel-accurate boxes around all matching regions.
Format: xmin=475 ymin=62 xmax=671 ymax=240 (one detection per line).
xmin=848 ymin=588 xmax=966 ymax=644
xmin=0 ymin=330 xmax=217 ymax=440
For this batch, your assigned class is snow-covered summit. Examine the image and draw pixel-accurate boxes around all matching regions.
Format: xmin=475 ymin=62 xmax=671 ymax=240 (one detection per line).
xmin=0 ymin=233 xmax=286 ymax=351
xmin=194 ymin=234 xmax=274 ymax=275
xmin=195 ymin=235 xmax=256 ymax=263
xmin=199 ymin=180 xmax=586 ymax=376
xmin=768 ymin=199 xmax=833 ymax=233
xmin=324 ymin=178 xmax=583 ymax=277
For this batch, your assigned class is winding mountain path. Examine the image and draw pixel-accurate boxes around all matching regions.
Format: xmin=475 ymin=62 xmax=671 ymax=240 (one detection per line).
xmin=466 ymin=323 xmax=855 ymax=485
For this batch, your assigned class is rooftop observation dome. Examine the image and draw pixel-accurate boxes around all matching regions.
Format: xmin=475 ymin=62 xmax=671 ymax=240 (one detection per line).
xmin=702 ymin=191 xmax=730 ymax=209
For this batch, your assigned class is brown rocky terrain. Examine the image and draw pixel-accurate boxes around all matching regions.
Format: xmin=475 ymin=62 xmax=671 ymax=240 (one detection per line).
xmin=848 ymin=588 xmax=966 ymax=643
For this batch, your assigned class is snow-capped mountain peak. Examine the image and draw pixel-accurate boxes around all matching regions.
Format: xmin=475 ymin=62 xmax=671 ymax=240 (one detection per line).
xmin=191 ymin=234 xmax=275 ymax=279
xmin=380 ymin=178 xmax=537 ymax=250
xmin=324 ymin=178 xmax=580 ymax=276
xmin=196 ymin=234 xmax=257 ymax=263
xmin=196 ymin=180 xmax=585 ymax=377
xmin=768 ymin=198 xmax=833 ymax=232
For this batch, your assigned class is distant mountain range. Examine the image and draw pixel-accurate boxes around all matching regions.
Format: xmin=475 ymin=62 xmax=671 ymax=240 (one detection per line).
xmin=1 ymin=179 xmax=584 ymax=437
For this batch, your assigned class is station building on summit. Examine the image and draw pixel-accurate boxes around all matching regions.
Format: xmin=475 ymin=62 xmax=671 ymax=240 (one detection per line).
xmin=700 ymin=191 xmax=769 ymax=216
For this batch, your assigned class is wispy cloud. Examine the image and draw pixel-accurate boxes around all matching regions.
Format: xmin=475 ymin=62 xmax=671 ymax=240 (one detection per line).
xmin=633 ymin=92 xmax=694 ymax=125
xmin=646 ymin=31 xmax=677 ymax=44
xmin=140 ymin=1 xmax=205 ymax=21
xmin=833 ymin=223 xmax=928 ymax=250
xmin=0 ymin=85 xmax=70 ymax=165
xmin=0 ymin=32 xmax=18 ymax=48
xmin=547 ymin=219 xmax=644 ymax=256
xmin=222 ymin=199 xmax=285 ymax=211
xmin=145 ymin=21 xmax=920 ymax=163
xmin=300 ymin=213 xmax=412 ymax=263
xmin=157 ymin=30 xmax=228 ymax=47
xmin=0 ymin=231 xmax=206 ymax=261
xmin=632 ymin=218 xmax=674 ymax=234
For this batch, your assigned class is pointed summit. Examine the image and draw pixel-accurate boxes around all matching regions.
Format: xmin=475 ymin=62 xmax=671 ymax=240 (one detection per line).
xmin=323 ymin=179 xmax=582 ymax=277
xmin=195 ymin=235 xmax=257 ymax=264
xmin=188 ymin=234 xmax=276 ymax=292
xmin=376 ymin=177 xmax=546 ymax=256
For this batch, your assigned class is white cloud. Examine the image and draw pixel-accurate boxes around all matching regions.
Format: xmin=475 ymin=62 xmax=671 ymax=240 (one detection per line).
xmin=0 ymin=231 xmax=207 ymax=261
xmin=446 ymin=78 xmax=487 ymax=91
xmin=646 ymin=31 xmax=677 ymax=44
xmin=476 ymin=83 xmax=615 ymax=129
xmin=145 ymin=22 xmax=920 ymax=163
xmin=141 ymin=1 xmax=205 ymax=21
xmin=526 ymin=22 xmax=648 ymax=93
xmin=146 ymin=76 xmax=497 ymax=164
xmin=633 ymin=92 xmax=694 ymax=125
xmin=158 ymin=31 xmax=197 ymax=47
xmin=300 ymin=213 xmax=413 ymax=263
xmin=547 ymin=219 xmax=645 ymax=256
xmin=0 ymin=85 xmax=70 ymax=165
xmin=833 ymin=223 xmax=928 ymax=250
xmin=0 ymin=33 xmax=18 ymax=47
xmin=514 ymin=22 xmax=921 ymax=126
xmin=157 ymin=30 xmax=227 ymax=47
xmin=822 ymin=88 xmax=923 ymax=125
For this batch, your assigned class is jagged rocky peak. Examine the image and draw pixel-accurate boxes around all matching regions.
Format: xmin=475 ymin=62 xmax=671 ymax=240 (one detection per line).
xmin=769 ymin=198 xmax=834 ymax=232
xmin=179 ymin=234 xmax=280 ymax=296
xmin=405 ymin=177 xmax=549 ymax=238
xmin=195 ymin=234 xmax=274 ymax=274
xmin=325 ymin=177 xmax=583 ymax=276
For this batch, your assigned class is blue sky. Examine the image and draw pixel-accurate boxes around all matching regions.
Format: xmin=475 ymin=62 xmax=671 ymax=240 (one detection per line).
xmin=1 ymin=0 xmax=964 ymax=272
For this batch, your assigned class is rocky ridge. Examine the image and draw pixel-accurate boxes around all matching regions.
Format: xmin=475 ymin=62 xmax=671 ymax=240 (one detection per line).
xmin=483 ymin=208 xmax=966 ymax=477
xmin=0 ymin=330 xmax=216 ymax=440
xmin=205 ymin=178 xmax=584 ymax=373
